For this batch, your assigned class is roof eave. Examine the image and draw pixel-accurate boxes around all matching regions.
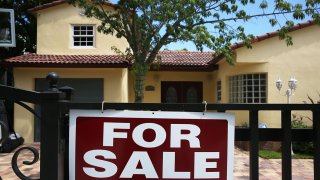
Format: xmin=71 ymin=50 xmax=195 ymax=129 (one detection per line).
xmin=150 ymin=65 xmax=219 ymax=72
xmin=28 ymin=0 xmax=119 ymax=14
xmin=28 ymin=0 xmax=67 ymax=14
xmin=2 ymin=62 xmax=129 ymax=68
xmin=208 ymin=20 xmax=317 ymax=65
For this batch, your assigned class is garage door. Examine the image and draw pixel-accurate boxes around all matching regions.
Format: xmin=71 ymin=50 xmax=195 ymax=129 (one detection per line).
xmin=34 ymin=78 xmax=104 ymax=141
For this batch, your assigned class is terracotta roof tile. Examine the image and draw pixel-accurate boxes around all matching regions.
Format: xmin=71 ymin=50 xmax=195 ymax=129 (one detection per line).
xmin=3 ymin=54 xmax=128 ymax=67
xmin=29 ymin=0 xmax=118 ymax=13
xmin=29 ymin=0 xmax=66 ymax=13
xmin=3 ymin=51 xmax=215 ymax=68
xmin=158 ymin=51 xmax=214 ymax=66
xmin=208 ymin=20 xmax=317 ymax=65
xmin=230 ymin=20 xmax=316 ymax=50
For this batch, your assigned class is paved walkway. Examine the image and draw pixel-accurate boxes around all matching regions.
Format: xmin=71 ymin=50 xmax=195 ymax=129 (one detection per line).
xmin=0 ymin=144 xmax=314 ymax=179
xmin=233 ymin=149 xmax=314 ymax=180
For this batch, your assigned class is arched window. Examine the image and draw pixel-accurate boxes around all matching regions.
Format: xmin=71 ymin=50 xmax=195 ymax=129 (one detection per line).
xmin=186 ymin=87 xmax=198 ymax=103
xmin=165 ymin=86 xmax=178 ymax=103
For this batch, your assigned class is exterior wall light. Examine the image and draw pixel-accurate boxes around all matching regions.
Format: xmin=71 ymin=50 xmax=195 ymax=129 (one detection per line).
xmin=276 ymin=76 xmax=298 ymax=155
xmin=79 ymin=9 xmax=85 ymax=16
xmin=276 ymin=78 xmax=282 ymax=91
xmin=276 ymin=77 xmax=298 ymax=104
xmin=288 ymin=77 xmax=298 ymax=91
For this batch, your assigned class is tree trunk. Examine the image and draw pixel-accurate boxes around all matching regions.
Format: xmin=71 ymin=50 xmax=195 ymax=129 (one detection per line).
xmin=134 ymin=71 xmax=146 ymax=103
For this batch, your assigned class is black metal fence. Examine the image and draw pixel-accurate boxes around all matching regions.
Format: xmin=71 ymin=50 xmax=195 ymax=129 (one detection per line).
xmin=0 ymin=73 xmax=319 ymax=180
xmin=70 ymin=103 xmax=320 ymax=180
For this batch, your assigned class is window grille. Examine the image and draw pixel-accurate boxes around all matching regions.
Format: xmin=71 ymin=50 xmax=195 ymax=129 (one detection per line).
xmin=229 ymin=73 xmax=267 ymax=103
xmin=72 ymin=25 xmax=94 ymax=47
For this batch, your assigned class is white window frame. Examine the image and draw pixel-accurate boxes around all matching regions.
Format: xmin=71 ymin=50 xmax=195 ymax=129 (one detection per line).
xmin=71 ymin=25 xmax=95 ymax=48
xmin=229 ymin=73 xmax=267 ymax=103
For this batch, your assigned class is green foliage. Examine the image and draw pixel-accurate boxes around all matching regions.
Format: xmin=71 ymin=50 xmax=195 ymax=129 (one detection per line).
xmin=0 ymin=0 xmax=55 ymax=79
xmin=180 ymin=48 xmax=189 ymax=51
xmin=291 ymin=114 xmax=313 ymax=155
xmin=292 ymin=153 xmax=313 ymax=159
xmin=259 ymin=150 xmax=282 ymax=159
xmin=260 ymin=0 xmax=268 ymax=9
xmin=291 ymin=93 xmax=320 ymax=154
xmin=67 ymin=0 xmax=320 ymax=102
xmin=0 ymin=0 xmax=54 ymax=59
xmin=290 ymin=93 xmax=320 ymax=155
xmin=292 ymin=140 xmax=313 ymax=155
xmin=259 ymin=150 xmax=313 ymax=159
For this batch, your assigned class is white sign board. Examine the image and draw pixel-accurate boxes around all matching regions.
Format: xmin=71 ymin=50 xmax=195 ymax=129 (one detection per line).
xmin=0 ymin=8 xmax=15 ymax=47
xmin=69 ymin=110 xmax=235 ymax=180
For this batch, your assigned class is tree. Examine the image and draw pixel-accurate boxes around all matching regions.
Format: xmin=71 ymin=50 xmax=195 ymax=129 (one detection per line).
xmin=67 ymin=0 xmax=320 ymax=102
xmin=0 ymin=0 xmax=54 ymax=73
xmin=0 ymin=0 xmax=54 ymax=132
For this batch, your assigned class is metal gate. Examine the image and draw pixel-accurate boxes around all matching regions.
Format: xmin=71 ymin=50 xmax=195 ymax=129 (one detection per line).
xmin=0 ymin=72 xmax=319 ymax=180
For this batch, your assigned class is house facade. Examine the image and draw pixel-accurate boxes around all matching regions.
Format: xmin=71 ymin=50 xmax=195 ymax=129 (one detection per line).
xmin=2 ymin=0 xmax=320 ymax=142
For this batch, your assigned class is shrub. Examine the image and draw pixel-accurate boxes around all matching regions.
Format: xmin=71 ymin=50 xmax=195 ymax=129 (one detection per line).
xmin=290 ymin=93 xmax=320 ymax=155
xmin=291 ymin=114 xmax=313 ymax=155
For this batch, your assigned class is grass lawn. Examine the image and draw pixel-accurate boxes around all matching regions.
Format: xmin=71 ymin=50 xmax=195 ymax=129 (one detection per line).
xmin=259 ymin=150 xmax=313 ymax=159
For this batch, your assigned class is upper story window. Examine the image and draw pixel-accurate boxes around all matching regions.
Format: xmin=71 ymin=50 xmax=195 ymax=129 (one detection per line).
xmin=229 ymin=73 xmax=267 ymax=103
xmin=72 ymin=25 xmax=95 ymax=47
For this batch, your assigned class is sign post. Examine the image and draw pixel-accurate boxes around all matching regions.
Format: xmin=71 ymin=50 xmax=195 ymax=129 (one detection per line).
xmin=70 ymin=110 xmax=234 ymax=180
xmin=0 ymin=8 xmax=15 ymax=47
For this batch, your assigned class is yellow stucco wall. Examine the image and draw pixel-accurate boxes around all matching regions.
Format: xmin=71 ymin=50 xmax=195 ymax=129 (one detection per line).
xmin=128 ymin=71 xmax=215 ymax=103
xmin=13 ymin=68 xmax=128 ymax=142
xmin=36 ymin=3 xmax=128 ymax=55
xmin=241 ymin=26 xmax=320 ymax=105
xmin=215 ymin=25 xmax=320 ymax=127
xmin=213 ymin=61 xmax=270 ymax=126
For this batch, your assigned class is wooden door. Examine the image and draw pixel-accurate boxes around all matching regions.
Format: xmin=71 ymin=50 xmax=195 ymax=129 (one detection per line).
xmin=161 ymin=81 xmax=203 ymax=103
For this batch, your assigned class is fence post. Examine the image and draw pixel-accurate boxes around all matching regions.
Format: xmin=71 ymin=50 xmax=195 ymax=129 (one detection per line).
xmin=314 ymin=110 xmax=320 ymax=179
xmin=281 ymin=110 xmax=292 ymax=180
xmin=40 ymin=72 xmax=64 ymax=180
xmin=59 ymin=85 xmax=75 ymax=180
xmin=249 ymin=110 xmax=259 ymax=180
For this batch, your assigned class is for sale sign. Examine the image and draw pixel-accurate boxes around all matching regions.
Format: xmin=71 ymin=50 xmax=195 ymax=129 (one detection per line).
xmin=69 ymin=110 xmax=234 ymax=180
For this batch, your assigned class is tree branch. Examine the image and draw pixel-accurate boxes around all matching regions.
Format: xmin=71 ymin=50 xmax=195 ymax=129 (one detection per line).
xmin=145 ymin=18 xmax=184 ymax=65
xmin=204 ymin=0 xmax=233 ymax=12
xmin=191 ymin=8 xmax=320 ymax=27
xmin=96 ymin=3 xmax=128 ymax=39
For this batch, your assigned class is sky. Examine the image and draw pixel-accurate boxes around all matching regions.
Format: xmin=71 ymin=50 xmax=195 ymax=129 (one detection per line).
xmin=163 ymin=0 xmax=314 ymax=51
xmin=110 ymin=0 xmax=314 ymax=51
xmin=164 ymin=18 xmax=312 ymax=51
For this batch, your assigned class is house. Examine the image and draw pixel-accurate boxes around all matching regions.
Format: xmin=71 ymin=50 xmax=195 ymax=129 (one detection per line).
xmin=2 ymin=0 xmax=320 ymax=142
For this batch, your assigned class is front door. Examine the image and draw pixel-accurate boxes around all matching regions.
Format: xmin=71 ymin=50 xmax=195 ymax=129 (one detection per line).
xmin=161 ymin=81 xmax=203 ymax=103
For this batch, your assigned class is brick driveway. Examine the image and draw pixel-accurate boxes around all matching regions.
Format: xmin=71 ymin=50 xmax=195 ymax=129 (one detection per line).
xmin=0 ymin=144 xmax=314 ymax=180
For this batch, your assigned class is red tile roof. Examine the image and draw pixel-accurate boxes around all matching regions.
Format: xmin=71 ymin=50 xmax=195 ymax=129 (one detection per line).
xmin=29 ymin=0 xmax=66 ymax=13
xmin=3 ymin=54 xmax=129 ymax=68
xmin=208 ymin=20 xmax=317 ymax=65
xmin=230 ymin=20 xmax=316 ymax=50
xmin=29 ymin=0 xmax=118 ymax=13
xmin=3 ymin=51 xmax=215 ymax=68
xmin=158 ymin=51 xmax=214 ymax=66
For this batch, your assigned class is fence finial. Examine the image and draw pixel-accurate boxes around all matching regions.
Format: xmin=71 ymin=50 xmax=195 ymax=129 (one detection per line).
xmin=46 ymin=72 xmax=59 ymax=91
